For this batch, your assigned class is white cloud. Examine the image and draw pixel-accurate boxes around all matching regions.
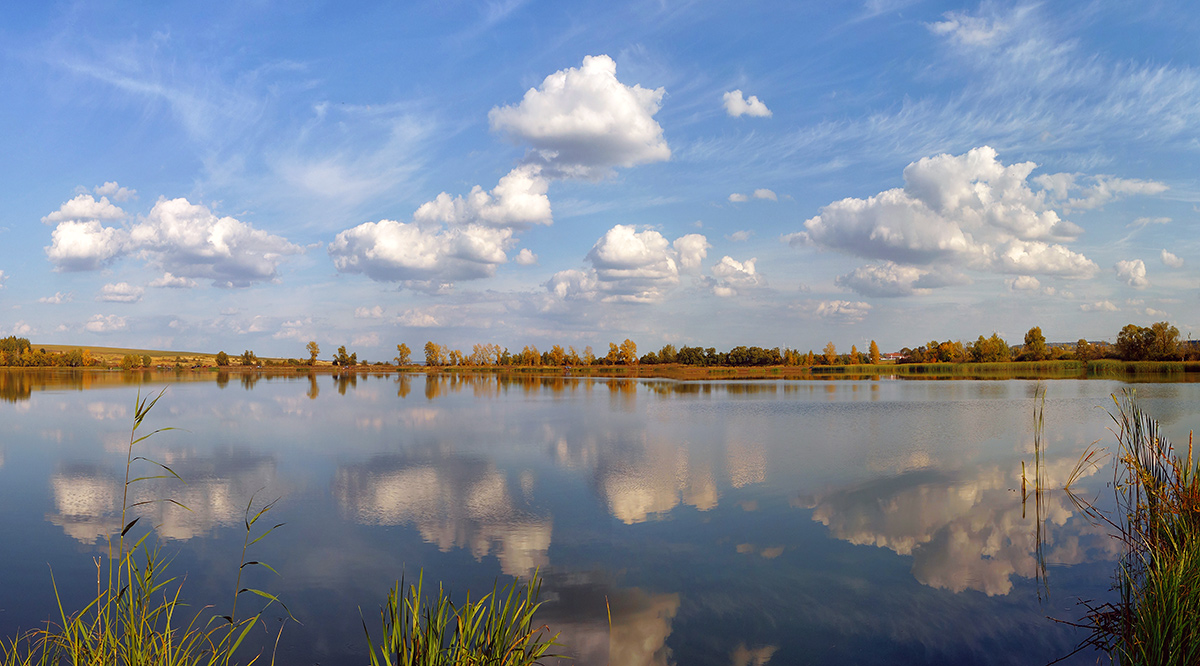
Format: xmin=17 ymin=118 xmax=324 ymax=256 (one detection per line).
xmin=0 ymin=270 xmax=5 ymax=289
xmin=1033 ymin=174 xmax=1168 ymax=212
xmin=1143 ymin=307 xmax=1168 ymax=318
xmin=41 ymin=194 xmax=127 ymax=225
xmin=547 ymin=225 xmax=709 ymax=303
xmin=355 ymin=305 xmax=385 ymax=319
xmin=130 ymin=198 xmax=303 ymax=287
xmin=413 ymin=165 xmax=552 ymax=229
xmin=149 ymin=272 xmax=198 ymax=288
xmin=1115 ymin=259 xmax=1149 ymax=289
xmin=1162 ymin=250 xmax=1184 ymax=269
xmin=1006 ymin=275 xmax=1041 ymax=291
xmin=1080 ymin=301 xmax=1118 ymax=312
xmin=723 ymin=90 xmax=772 ymax=118
xmin=726 ymin=230 xmax=754 ymax=242
xmin=515 ymin=248 xmax=538 ymax=265
xmin=788 ymin=146 xmax=1100 ymax=279
xmin=836 ymin=262 xmax=933 ymax=297
xmin=93 ymin=182 xmax=137 ymax=202
xmin=42 ymin=195 xmax=302 ymax=285
xmin=798 ymin=300 xmax=872 ymax=324
xmin=39 ymin=291 xmax=72 ymax=304
xmin=97 ymin=282 xmax=144 ymax=303
xmin=12 ymin=321 xmax=32 ymax=335
xmin=352 ymin=333 xmax=380 ymax=348
xmin=397 ymin=309 xmax=441 ymax=327
xmin=329 ymin=219 xmax=513 ymax=285
xmin=728 ymin=189 xmax=777 ymax=203
xmin=927 ymin=10 xmax=1009 ymax=47
xmin=1130 ymin=216 xmax=1171 ymax=229
xmin=84 ymin=314 xmax=127 ymax=333
xmin=709 ymin=256 xmax=765 ymax=297
xmin=46 ymin=220 xmax=129 ymax=271
xmin=489 ymin=54 xmax=670 ymax=178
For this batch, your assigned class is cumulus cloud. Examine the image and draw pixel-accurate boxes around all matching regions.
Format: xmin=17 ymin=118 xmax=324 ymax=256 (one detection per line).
xmin=1162 ymin=249 xmax=1184 ymax=269
xmin=836 ymin=262 xmax=931 ymax=297
xmin=329 ymin=219 xmax=513 ymax=285
xmin=1033 ymin=174 xmax=1168 ymax=212
xmin=397 ymin=309 xmax=441 ymax=327
xmin=728 ymin=189 xmax=777 ymax=203
xmin=726 ymin=230 xmax=754 ymax=242
xmin=355 ymin=305 xmax=385 ymax=319
xmin=515 ymin=248 xmax=538 ymax=265
xmin=809 ymin=300 xmax=872 ymax=323
xmin=1115 ymin=259 xmax=1148 ymax=288
xmin=149 ymin=272 xmax=198 ymax=288
xmin=786 ymin=146 xmax=1114 ymax=280
xmin=489 ymin=54 xmax=670 ymax=178
xmin=85 ymin=314 xmax=127 ymax=333
xmin=709 ymin=256 xmax=765 ymax=297
xmin=1080 ymin=300 xmax=1118 ymax=312
xmin=93 ymin=182 xmax=137 ymax=202
xmin=547 ymin=225 xmax=709 ymax=303
xmin=42 ymin=194 xmax=302 ymax=285
xmin=131 ymin=198 xmax=303 ymax=287
xmin=39 ymin=291 xmax=72 ymax=304
xmin=12 ymin=321 xmax=32 ymax=335
xmin=42 ymin=194 xmax=127 ymax=225
xmin=723 ymin=90 xmax=772 ymax=118
xmin=352 ymin=333 xmax=380 ymax=348
xmin=1006 ymin=275 xmax=1040 ymax=291
xmin=413 ymin=165 xmax=552 ymax=228
xmin=97 ymin=282 xmax=144 ymax=303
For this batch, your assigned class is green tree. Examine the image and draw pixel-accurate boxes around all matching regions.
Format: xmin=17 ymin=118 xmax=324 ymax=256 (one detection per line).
xmin=1023 ymin=327 xmax=1048 ymax=361
xmin=1075 ymin=339 xmax=1094 ymax=362
xmin=142 ymin=354 xmax=152 ymax=368
xmin=1116 ymin=324 xmax=1153 ymax=361
xmin=306 ymin=341 xmax=320 ymax=365
xmin=335 ymin=345 xmax=353 ymax=366
xmin=215 ymin=351 xmax=229 ymax=367
xmin=869 ymin=340 xmax=880 ymax=364
xmin=241 ymin=350 xmax=258 ymax=366
xmin=395 ymin=343 xmax=411 ymax=366
xmin=823 ymin=342 xmax=837 ymax=365
xmin=1149 ymin=321 xmax=1180 ymax=360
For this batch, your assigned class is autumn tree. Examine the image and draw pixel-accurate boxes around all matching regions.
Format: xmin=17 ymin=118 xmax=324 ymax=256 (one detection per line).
xmin=869 ymin=340 xmax=880 ymax=364
xmin=605 ymin=343 xmax=621 ymax=364
xmin=550 ymin=345 xmax=566 ymax=366
xmin=582 ymin=346 xmax=596 ymax=365
xmin=215 ymin=351 xmax=229 ymax=367
xmin=395 ymin=343 xmax=411 ymax=366
xmin=241 ymin=350 xmax=258 ymax=366
xmin=306 ymin=341 xmax=320 ymax=365
xmin=1023 ymin=327 xmax=1048 ymax=361
xmin=823 ymin=342 xmax=837 ymax=365
xmin=850 ymin=345 xmax=860 ymax=365
xmin=1075 ymin=339 xmax=1093 ymax=362
xmin=619 ymin=339 xmax=638 ymax=365
xmin=423 ymin=341 xmax=445 ymax=366
xmin=566 ymin=346 xmax=582 ymax=366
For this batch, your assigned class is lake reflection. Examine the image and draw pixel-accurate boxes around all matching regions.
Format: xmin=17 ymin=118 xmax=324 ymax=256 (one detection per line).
xmin=3 ymin=370 xmax=1195 ymax=664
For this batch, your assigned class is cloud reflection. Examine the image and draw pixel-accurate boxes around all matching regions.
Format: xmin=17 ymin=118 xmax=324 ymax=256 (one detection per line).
xmin=808 ymin=456 xmax=1115 ymax=595
xmin=332 ymin=455 xmax=551 ymax=576
xmin=45 ymin=450 xmax=277 ymax=544
xmin=539 ymin=576 xmax=680 ymax=666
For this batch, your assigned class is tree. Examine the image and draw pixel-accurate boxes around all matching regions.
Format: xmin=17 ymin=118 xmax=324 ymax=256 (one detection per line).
xmin=658 ymin=344 xmax=678 ymax=364
xmin=1075 ymin=339 xmax=1094 ymax=362
xmin=1116 ymin=324 xmax=1153 ymax=361
xmin=142 ymin=354 xmax=153 ymax=368
xmin=306 ymin=341 xmax=320 ymax=365
xmin=423 ymin=341 xmax=445 ymax=366
xmin=605 ymin=343 xmax=621 ymax=365
xmin=1023 ymin=327 xmax=1048 ymax=361
xmin=869 ymin=340 xmax=880 ymax=364
xmin=582 ymin=346 xmax=595 ymax=365
xmin=215 ymin=351 xmax=229 ymax=367
xmin=241 ymin=350 xmax=258 ymax=366
xmin=1149 ymin=321 xmax=1180 ymax=360
xmin=619 ymin=339 xmax=638 ymax=365
xmin=823 ymin=342 xmax=837 ymax=365
xmin=550 ymin=345 xmax=566 ymax=366
xmin=850 ymin=345 xmax=860 ymax=365
xmin=395 ymin=343 xmax=411 ymax=366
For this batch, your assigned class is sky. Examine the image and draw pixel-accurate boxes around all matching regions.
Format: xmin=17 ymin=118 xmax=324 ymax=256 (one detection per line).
xmin=1 ymin=0 xmax=1198 ymax=359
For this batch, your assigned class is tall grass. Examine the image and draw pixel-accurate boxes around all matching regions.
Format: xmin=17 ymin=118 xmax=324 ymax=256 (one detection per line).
xmin=1 ymin=390 xmax=288 ymax=666
xmin=363 ymin=571 xmax=560 ymax=666
xmin=1070 ymin=391 xmax=1200 ymax=664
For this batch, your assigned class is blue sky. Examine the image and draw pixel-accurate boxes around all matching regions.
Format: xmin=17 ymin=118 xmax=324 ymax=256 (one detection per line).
xmin=1 ymin=0 xmax=1197 ymax=359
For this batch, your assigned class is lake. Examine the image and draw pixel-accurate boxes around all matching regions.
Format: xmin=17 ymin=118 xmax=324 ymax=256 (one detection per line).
xmin=3 ymin=370 xmax=1197 ymax=664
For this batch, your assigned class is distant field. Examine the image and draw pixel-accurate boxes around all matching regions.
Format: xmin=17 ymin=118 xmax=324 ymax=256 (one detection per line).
xmin=32 ymin=344 xmax=310 ymax=366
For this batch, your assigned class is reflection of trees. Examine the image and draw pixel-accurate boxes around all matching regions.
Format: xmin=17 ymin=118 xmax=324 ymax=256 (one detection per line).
xmin=395 ymin=374 xmax=411 ymax=398
xmin=0 ymin=371 xmax=33 ymax=402
xmin=45 ymin=450 xmax=277 ymax=544
xmin=306 ymin=373 xmax=319 ymax=400
xmin=332 ymin=455 xmax=551 ymax=576
xmin=336 ymin=373 xmax=357 ymax=395
xmin=536 ymin=575 xmax=680 ymax=666
xmin=808 ymin=456 xmax=1115 ymax=595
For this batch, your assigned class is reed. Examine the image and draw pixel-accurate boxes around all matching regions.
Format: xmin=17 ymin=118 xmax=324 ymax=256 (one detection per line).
xmin=1069 ymin=391 xmax=1200 ymax=664
xmin=363 ymin=570 xmax=560 ymax=666
xmin=1 ymin=390 xmax=288 ymax=666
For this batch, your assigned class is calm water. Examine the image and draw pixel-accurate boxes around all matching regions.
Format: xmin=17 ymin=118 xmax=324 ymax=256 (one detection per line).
xmin=3 ymin=371 xmax=1198 ymax=665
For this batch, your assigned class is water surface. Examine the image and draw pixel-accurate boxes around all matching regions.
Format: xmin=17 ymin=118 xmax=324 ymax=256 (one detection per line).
xmin=3 ymin=371 xmax=1197 ymax=664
